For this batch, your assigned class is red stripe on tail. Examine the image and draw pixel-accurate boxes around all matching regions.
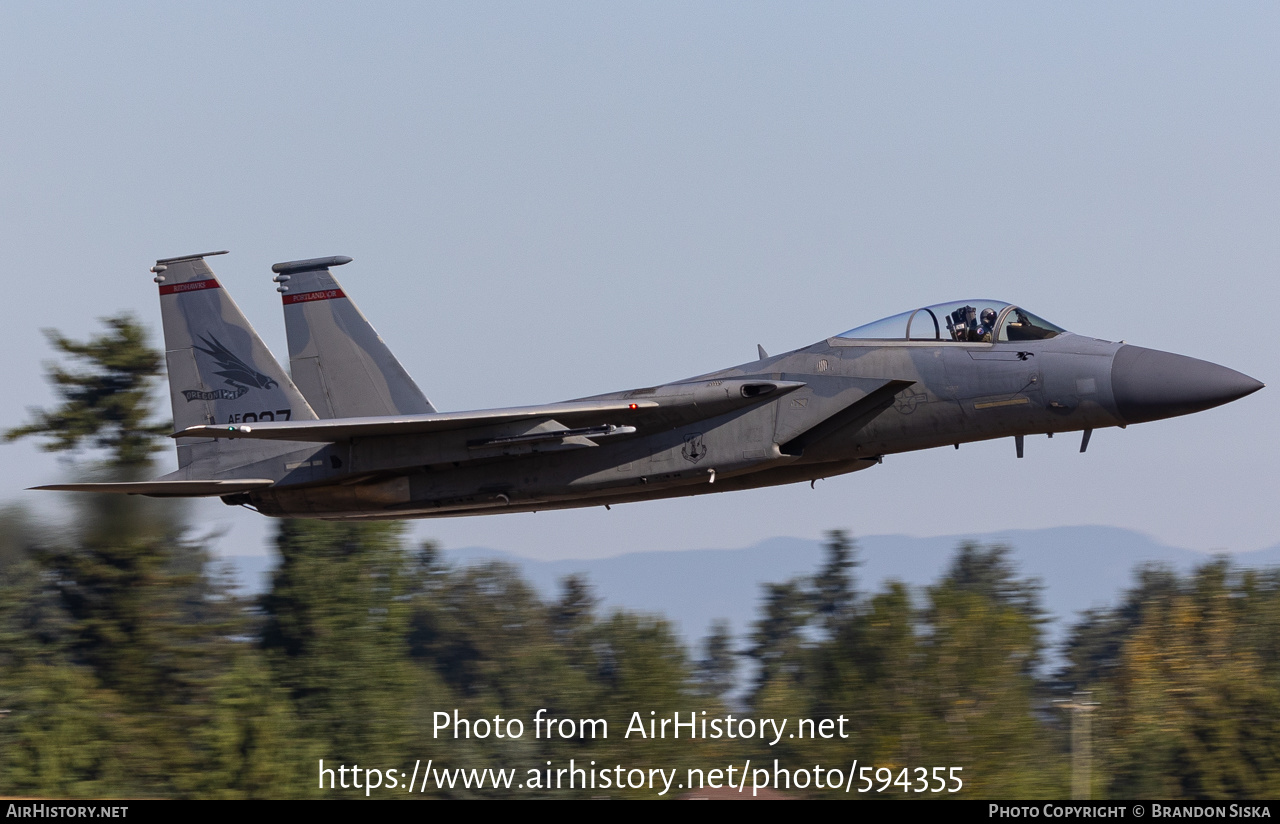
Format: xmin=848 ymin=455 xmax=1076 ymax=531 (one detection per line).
xmin=159 ymin=279 xmax=220 ymax=295
xmin=282 ymin=289 xmax=346 ymax=305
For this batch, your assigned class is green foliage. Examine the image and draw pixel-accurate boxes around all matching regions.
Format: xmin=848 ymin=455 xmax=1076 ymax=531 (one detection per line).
xmin=813 ymin=529 xmax=858 ymax=633
xmin=915 ymin=546 xmax=1054 ymax=796
xmin=748 ymin=580 xmax=812 ymax=695
xmin=747 ymin=530 xmax=860 ymax=699
xmin=5 ymin=314 xmax=169 ymax=469
xmin=0 ymin=501 xmax=315 ymax=797
xmin=179 ymin=652 xmax=318 ymax=798
xmin=1063 ymin=561 xmax=1280 ymax=799
xmin=262 ymin=520 xmax=432 ymax=772
xmin=749 ymin=537 xmax=1063 ymax=798
xmin=408 ymin=558 xmax=570 ymax=712
xmin=694 ymin=619 xmax=737 ymax=700
xmin=8 ymin=502 xmax=1280 ymax=799
xmin=1 ymin=313 xmax=312 ymax=798
xmin=405 ymin=550 xmax=703 ymax=796
xmin=0 ymin=663 xmax=140 ymax=796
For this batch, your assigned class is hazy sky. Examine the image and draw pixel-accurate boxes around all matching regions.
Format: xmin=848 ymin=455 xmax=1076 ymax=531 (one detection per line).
xmin=2 ymin=3 xmax=1276 ymax=560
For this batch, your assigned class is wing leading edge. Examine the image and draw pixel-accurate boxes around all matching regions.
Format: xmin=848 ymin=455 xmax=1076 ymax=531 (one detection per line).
xmin=171 ymin=379 xmax=808 ymax=443
xmin=172 ymin=399 xmax=661 ymax=442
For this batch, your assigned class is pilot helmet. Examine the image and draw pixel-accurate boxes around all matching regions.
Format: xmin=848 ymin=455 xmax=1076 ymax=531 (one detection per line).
xmin=980 ymin=308 xmax=997 ymax=327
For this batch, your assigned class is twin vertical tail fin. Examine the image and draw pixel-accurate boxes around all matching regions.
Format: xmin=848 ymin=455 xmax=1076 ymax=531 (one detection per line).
xmin=153 ymin=251 xmax=318 ymax=469
xmin=273 ymin=256 xmax=435 ymax=418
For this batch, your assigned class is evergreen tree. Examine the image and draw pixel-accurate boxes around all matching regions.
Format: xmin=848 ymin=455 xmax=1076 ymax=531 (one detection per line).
xmin=747 ymin=580 xmax=811 ymax=697
xmin=813 ymin=529 xmax=858 ymax=636
xmin=916 ymin=545 xmax=1057 ymax=796
xmin=550 ymin=574 xmax=599 ymax=671
xmin=262 ymin=519 xmax=435 ymax=776
xmin=2 ymin=314 xmax=309 ymax=797
xmin=694 ymin=619 xmax=737 ymax=701
xmin=750 ymin=540 xmax=1063 ymax=798
xmin=5 ymin=314 xmax=168 ymax=470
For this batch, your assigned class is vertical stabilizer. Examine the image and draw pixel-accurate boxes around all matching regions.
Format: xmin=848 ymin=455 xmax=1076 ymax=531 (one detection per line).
xmin=152 ymin=251 xmax=318 ymax=468
xmin=273 ymin=256 xmax=435 ymax=418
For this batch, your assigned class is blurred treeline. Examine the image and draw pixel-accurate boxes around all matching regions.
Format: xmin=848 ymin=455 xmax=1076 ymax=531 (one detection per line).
xmin=3 ymin=317 xmax=1280 ymax=799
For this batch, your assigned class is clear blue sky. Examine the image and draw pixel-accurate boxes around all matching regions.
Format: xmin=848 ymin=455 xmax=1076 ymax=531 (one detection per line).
xmin=3 ymin=2 xmax=1276 ymax=559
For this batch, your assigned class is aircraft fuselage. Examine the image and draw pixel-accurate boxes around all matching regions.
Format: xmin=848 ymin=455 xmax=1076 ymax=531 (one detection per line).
xmin=36 ymin=255 xmax=1261 ymax=520
xmin=242 ymin=332 xmax=1196 ymax=520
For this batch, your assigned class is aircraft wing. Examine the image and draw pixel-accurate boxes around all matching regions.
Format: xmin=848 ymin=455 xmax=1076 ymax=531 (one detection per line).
xmin=30 ymin=479 xmax=277 ymax=497
xmin=780 ymin=379 xmax=917 ymax=455
xmin=171 ymin=379 xmax=807 ymax=443
xmin=172 ymin=400 xmax=662 ymax=442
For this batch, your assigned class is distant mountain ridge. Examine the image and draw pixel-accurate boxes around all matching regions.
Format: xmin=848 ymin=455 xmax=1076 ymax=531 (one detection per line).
xmin=225 ymin=525 xmax=1280 ymax=652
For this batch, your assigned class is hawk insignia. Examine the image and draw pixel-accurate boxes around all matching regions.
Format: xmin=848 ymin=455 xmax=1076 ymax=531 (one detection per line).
xmin=183 ymin=334 xmax=278 ymax=402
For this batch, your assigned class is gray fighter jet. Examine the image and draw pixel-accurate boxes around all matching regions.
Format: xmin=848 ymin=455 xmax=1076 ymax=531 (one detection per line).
xmin=35 ymin=251 xmax=1264 ymax=520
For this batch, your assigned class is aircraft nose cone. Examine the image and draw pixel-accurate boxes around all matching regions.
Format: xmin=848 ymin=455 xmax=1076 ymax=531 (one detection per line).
xmin=1111 ymin=345 xmax=1264 ymax=425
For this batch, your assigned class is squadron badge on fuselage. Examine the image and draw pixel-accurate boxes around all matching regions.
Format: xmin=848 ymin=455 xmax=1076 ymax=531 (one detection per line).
xmin=682 ymin=433 xmax=708 ymax=463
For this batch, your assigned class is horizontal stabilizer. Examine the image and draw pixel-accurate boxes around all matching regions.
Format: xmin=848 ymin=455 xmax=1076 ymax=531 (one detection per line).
xmin=173 ymin=400 xmax=661 ymax=442
xmin=31 ymin=479 xmax=276 ymax=498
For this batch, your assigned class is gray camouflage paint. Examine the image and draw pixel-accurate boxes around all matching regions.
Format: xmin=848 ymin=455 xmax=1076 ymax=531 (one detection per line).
xmin=37 ymin=252 xmax=1263 ymax=520
xmin=275 ymin=256 xmax=436 ymax=418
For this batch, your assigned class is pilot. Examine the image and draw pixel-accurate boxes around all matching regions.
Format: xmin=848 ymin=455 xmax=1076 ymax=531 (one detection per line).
xmin=973 ymin=308 xmax=997 ymax=342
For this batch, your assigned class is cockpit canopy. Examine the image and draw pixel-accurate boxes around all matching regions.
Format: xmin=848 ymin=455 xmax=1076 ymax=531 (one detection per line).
xmin=838 ymin=300 xmax=1067 ymax=343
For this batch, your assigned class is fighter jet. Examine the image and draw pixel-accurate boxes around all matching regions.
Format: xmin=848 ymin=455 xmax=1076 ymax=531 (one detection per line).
xmin=34 ymin=251 xmax=1263 ymax=520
